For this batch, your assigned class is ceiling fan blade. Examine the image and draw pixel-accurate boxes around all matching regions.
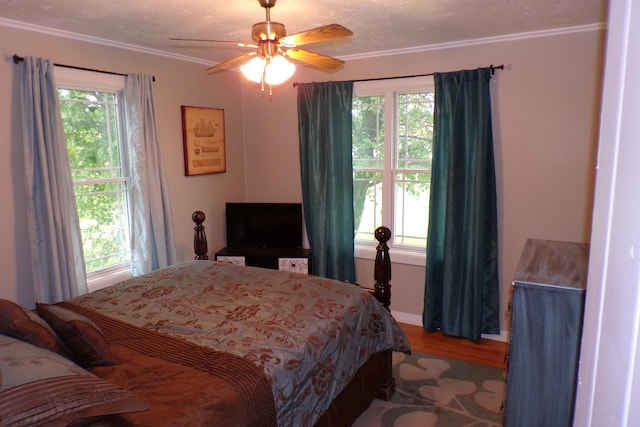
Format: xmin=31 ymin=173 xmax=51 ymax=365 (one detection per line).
xmin=206 ymin=52 xmax=256 ymax=74
xmin=170 ymin=38 xmax=258 ymax=49
xmin=284 ymin=48 xmax=345 ymax=70
xmin=280 ymin=24 xmax=353 ymax=47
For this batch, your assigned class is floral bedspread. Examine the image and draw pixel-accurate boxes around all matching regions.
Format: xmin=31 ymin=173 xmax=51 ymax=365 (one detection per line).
xmin=70 ymin=260 xmax=411 ymax=426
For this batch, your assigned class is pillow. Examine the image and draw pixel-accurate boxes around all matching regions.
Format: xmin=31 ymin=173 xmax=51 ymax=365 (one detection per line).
xmin=0 ymin=298 xmax=71 ymax=358
xmin=0 ymin=334 xmax=147 ymax=427
xmin=36 ymin=303 xmax=117 ymax=367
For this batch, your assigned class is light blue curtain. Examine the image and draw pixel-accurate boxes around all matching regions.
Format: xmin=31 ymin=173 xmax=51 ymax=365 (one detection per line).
xmin=124 ymin=74 xmax=177 ymax=275
xmin=423 ymin=68 xmax=500 ymax=342
xmin=296 ymin=81 xmax=356 ymax=282
xmin=20 ymin=57 xmax=88 ymax=303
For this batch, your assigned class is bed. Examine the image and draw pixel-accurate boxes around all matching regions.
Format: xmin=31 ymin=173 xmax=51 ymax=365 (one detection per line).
xmin=0 ymin=220 xmax=410 ymax=427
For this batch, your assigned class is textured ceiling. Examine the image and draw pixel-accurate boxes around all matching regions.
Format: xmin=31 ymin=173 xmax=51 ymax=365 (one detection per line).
xmin=0 ymin=0 xmax=608 ymax=66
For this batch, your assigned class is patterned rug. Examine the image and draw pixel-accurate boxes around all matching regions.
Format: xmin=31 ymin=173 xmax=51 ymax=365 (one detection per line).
xmin=352 ymin=351 xmax=506 ymax=427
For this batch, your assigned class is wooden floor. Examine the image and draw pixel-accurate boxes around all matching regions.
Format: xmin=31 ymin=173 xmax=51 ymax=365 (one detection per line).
xmin=399 ymin=322 xmax=508 ymax=370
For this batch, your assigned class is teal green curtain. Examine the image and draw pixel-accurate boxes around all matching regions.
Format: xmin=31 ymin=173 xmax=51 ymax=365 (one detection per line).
xmin=423 ymin=68 xmax=500 ymax=342
xmin=297 ymin=81 xmax=356 ymax=282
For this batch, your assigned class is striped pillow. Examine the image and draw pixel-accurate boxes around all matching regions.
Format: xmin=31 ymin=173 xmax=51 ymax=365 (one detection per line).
xmin=0 ymin=334 xmax=147 ymax=426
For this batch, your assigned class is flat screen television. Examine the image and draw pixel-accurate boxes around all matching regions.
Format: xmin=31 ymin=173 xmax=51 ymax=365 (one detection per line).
xmin=225 ymin=202 xmax=303 ymax=249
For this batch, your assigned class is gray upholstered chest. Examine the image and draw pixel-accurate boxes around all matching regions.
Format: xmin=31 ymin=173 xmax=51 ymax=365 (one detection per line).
xmin=504 ymin=239 xmax=589 ymax=427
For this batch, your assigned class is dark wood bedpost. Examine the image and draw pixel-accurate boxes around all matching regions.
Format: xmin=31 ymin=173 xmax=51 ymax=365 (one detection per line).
xmin=192 ymin=211 xmax=208 ymax=260
xmin=374 ymin=226 xmax=392 ymax=311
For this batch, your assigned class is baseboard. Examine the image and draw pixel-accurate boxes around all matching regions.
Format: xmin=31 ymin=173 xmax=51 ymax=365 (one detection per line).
xmin=391 ymin=310 xmax=509 ymax=342
xmin=391 ymin=311 xmax=422 ymax=326
xmin=481 ymin=330 xmax=509 ymax=342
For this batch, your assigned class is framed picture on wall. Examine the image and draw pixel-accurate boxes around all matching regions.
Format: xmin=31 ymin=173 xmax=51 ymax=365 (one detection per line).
xmin=181 ymin=106 xmax=226 ymax=175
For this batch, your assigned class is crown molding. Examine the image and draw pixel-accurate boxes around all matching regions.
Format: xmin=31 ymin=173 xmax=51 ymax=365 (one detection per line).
xmin=2 ymin=16 xmax=605 ymax=65
xmin=339 ymin=23 xmax=607 ymax=61
xmin=0 ymin=17 xmax=214 ymax=66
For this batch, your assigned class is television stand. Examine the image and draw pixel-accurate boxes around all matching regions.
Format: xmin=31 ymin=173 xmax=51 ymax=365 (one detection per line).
xmin=214 ymin=247 xmax=312 ymax=274
xmin=191 ymin=210 xmax=311 ymax=274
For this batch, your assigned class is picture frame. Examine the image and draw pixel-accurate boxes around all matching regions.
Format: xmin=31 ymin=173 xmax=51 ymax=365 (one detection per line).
xmin=181 ymin=106 xmax=226 ymax=175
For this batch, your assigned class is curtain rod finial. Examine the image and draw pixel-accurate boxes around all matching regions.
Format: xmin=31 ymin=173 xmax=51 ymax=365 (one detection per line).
xmin=489 ymin=64 xmax=505 ymax=75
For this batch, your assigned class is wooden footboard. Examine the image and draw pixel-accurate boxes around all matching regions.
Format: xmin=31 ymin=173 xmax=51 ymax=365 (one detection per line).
xmin=191 ymin=211 xmax=393 ymax=310
xmin=313 ymin=349 xmax=394 ymax=427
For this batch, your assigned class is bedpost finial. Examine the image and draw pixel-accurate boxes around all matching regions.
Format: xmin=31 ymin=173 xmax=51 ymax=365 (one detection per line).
xmin=374 ymin=226 xmax=391 ymax=244
xmin=192 ymin=211 xmax=208 ymax=260
xmin=192 ymin=210 xmax=206 ymax=225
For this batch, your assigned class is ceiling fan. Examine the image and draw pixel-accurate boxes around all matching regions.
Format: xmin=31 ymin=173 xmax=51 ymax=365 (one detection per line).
xmin=170 ymin=0 xmax=353 ymax=89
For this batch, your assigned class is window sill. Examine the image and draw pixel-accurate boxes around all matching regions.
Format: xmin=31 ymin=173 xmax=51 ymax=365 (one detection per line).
xmin=87 ymin=264 xmax=132 ymax=292
xmin=355 ymin=244 xmax=426 ymax=267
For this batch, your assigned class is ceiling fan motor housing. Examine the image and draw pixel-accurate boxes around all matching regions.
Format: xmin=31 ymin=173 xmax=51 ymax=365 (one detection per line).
xmin=252 ymin=21 xmax=286 ymax=42
xmin=258 ymin=0 xmax=277 ymax=8
xmin=257 ymin=40 xmax=282 ymax=59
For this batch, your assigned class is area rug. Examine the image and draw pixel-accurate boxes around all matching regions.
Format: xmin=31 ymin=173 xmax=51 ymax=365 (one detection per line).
xmin=352 ymin=351 xmax=506 ymax=427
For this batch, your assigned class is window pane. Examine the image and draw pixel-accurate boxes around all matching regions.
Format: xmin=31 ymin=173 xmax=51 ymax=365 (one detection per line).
xmin=58 ymin=88 xmax=131 ymax=273
xmin=353 ymin=95 xmax=385 ymax=243
xmin=397 ymin=92 xmax=434 ymax=169
xmin=75 ymin=182 xmax=130 ymax=271
xmin=352 ymin=95 xmax=385 ymax=166
xmin=394 ymin=91 xmax=433 ymax=247
xmin=354 ymin=171 xmax=382 ymax=242
xmin=59 ymin=90 xmax=121 ymax=182
xmin=394 ymin=172 xmax=430 ymax=247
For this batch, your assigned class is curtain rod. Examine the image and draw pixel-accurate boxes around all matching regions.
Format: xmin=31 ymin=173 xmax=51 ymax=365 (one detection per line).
xmin=292 ymin=64 xmax=504 ymax=87
xmin=12 ymin=54 xmax=156 ymax=82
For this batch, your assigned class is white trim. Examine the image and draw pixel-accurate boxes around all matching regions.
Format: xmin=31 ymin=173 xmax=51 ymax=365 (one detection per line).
xmin=391 ymin=311 xmax=422 ymax=326
xmin=481 ymin=330 xmax=509 ymax=343
xmin=54 ymin=66 xmax=125 ymax=91
xmin=392 ymin=310 xmax=508 ymax=342
xmin=341 ymin=23 xmax=607 ymax=61
xmin=354 ymin=75 xmax=434 ymax=94
xmin=0 ymin=17 xmax=214 ymax=66
xmin=355 ymin=245 xmax=426 ymax=267
xmin=574 ymin=0 xmax=640 ymax=424
xmin=2 ymin=16 xmax=605 ymax=66
xmin=87 ymin=265 xmax=132 ymax=292
xmin=54 ymin=70 xmax=134 ymax=289
xmin=353 ymin=79 xmax=434 ymax=265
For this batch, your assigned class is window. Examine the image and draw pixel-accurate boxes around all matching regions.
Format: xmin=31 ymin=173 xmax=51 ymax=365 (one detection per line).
xmin=352 ymin=77 xmax=434 ymax=265
xmin=55 ymin=68 xmax=132 ymax=289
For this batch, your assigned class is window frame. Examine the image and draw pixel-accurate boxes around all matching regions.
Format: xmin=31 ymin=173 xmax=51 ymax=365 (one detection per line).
xmin=54 ymin=67 xmax=132 ymax=290
xmin=353 ymin=76 xmax=434 ymax=266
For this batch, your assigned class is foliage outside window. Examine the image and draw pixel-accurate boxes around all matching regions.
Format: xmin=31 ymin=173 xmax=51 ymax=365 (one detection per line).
xmin=352 ymin=77 xmax=434 ymax=264
xmin=55 ymin=69 xmax=132 ymax=287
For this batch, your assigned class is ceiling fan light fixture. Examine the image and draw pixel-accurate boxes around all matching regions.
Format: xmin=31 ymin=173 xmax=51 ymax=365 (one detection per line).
xmin=240 ymin=56 xmax=267 ymax=84
xmin=264 ymin=55 xmax=295 ymax=85
xmin=240 ymin=54 xmax=295 ymax=87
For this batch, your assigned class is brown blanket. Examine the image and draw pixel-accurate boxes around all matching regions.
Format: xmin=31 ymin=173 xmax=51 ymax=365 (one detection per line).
xmin=59 ymin=302 xmax=278 ymax=427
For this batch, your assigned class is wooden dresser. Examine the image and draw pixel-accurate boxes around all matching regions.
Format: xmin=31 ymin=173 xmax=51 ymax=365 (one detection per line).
xmin=503 ymin=239 xmax=589 ymax=427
